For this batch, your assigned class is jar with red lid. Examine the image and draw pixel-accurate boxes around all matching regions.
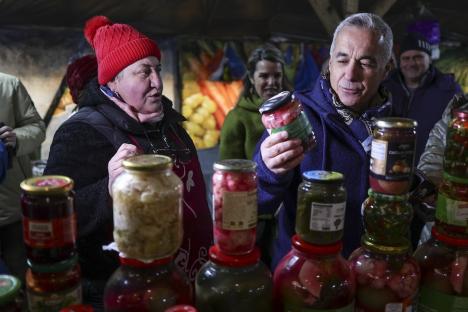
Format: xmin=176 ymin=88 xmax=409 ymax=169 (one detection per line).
xmin=104 ymin=256 xmax=192 ymax=312
xmin=195 ymin=246 xmax=272 ymax=312
xmin=0 ymin=275 xmax=22 ymax=312
xmin=212 ymin=159 xmax=257 ymax=255
xmin=435 ymin=173 xmax=468 ymax=238
xmin=362 ymin=189 xmax=412 ymax=247
xmin=259 ymin=91 xmax=316 ymax=151
xmin=349 ymin=239 xmax=420 ymax=312
xmin=273 ymin=235 xmax=355 ymax=311
xmin=414 ymin=227 xmax=468 ymax=311
xmin=444 ymin=108 xmax=468 ymax=180
xmin=20 ymin=175 xmax=76 ymax=263
xmin=26 ymin=255 xmax=82 ymax=312
xmin=165 ymin=305 xmax=197 ymax=312
xmin=369 ymin=118 xmax=417 ymax=195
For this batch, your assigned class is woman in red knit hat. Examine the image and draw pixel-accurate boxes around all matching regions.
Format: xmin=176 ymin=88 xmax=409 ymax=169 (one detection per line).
xmin=45 ymin=16 xmax=213 ymax=310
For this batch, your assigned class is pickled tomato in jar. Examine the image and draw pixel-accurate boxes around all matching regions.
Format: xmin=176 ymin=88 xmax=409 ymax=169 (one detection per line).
xmin=212 ymin=160 xmax=257 ymax=255
xmin=259 ymin=91 xmax=316 ymax=152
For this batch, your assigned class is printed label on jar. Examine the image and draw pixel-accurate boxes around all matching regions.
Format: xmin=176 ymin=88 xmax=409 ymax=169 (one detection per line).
xmin=284 ymin=301 xmax=354 ymax=311
xmin=23 ymin=214 xmax=77 ymax=248
xmin=370 ymin=139 xmax=414 ymax=181
xmin=27 ymin=284 xmax=82 ymax=312
xmin=417 ymin=285 xmax=468 ymax=311
xmin=222 ymin=190 xmax=257 ymax=230
xmin=270 ymin=112 xmax=313 ymax=144
xmin=309 ymin=202 xmax=345 ymax=231
xmin=435 ymin=193 xmax=468 ymax=226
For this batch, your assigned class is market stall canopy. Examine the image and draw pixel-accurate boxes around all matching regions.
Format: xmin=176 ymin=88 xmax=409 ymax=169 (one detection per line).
xmin=0 ymin=0 xmax=467 ymax=41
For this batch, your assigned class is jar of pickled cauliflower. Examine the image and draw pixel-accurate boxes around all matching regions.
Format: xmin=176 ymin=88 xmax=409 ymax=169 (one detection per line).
xmin=112 ymin=154 xmax=183 ymax=261
xmin=259 ymin=91 xmax=316 ymax=152
xmin=212 ymin=159 xmax=257 ymax=255
xmin=414 ymin=226 xmax=468 ymax=311
xmin=349 ymin=239 xmax=420 ymax=312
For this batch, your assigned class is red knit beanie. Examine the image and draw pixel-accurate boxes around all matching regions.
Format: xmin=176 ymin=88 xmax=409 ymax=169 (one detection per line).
xmin=66 ymin=55 xmax=98 ymax=104
xmin=84 ymin=16 xmax=161 ymax=85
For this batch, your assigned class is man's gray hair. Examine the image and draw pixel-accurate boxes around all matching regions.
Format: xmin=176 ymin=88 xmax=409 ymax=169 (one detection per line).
xmin=330 ymin=13 xmax=393 ymax=66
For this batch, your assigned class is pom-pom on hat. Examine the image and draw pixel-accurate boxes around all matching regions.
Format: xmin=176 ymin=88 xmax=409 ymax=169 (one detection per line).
xmin=66 ymin=55 xmax=98 ymax=104
xmin=84 ymin=15 xmax=161 ymax=85
xmin=399 ymin=32 xmax=432 ymax=57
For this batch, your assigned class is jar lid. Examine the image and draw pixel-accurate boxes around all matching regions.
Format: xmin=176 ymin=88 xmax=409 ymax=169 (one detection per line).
xmin=20 ymin=175 xmax=74 ymax=195
xmin=443 ymin=172 xmax=468 ymax=185
xmin=302 ymin=170 xmax=344 ymax=184
xmin=258 ymin=91 xmax=292 ymax=113
xmin=368 ymin=189 xmax=409 ymax=201
xmin=123 ymin=154 xmax=172 ymax=171
xmin=0 ymin=275 xmax=21 ymax=306
xmin=119 ymin=256 xmax=173 ymax=268
xmin=374 ymin=117 xmax=417 ymax=129
xmin=213 ymin=159 xmax=257 ymax=172
xmin=432 ymin=227 xmax=468 ymax=247
xmin=208 ymin=245 xmax=260 ymax=267
xmin=60 ymin=304 xmax=94 ymax=312
xmin=361 ymin=236 xmax=410 ymax=254
xmin=28 ymin=254 xmax=78 ymax=273
xmin=165 ymin=305 xmax=198 ymax=312
xmin=292 ymin=235 xmax=342 ymax=255
xmin=453 ymin=107 xmax=468 ymax=119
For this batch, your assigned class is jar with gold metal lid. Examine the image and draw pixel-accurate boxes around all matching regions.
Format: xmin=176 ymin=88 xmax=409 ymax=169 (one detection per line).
xmin=112 ymin=154 xmax=183 ymax=261
xmin=20 ymin=175 xmax=76 ymax=263
xmin=370 ymin=117 xmax=417 ymax=195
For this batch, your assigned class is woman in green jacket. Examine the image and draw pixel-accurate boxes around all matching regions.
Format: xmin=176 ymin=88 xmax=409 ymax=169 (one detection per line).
xmin=219 ymin=44 xmax=290 ymax=160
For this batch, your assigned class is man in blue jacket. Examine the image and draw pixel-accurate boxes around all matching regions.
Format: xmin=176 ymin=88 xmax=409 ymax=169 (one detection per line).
xmin=254 ymin=13 xmax=394 ymax=268
xmin=383 ymin=32 xmax=461 ymax=163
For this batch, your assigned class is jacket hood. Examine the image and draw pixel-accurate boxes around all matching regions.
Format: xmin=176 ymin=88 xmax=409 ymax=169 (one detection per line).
xmin=237 ymin=95 xmax=263 ymax=112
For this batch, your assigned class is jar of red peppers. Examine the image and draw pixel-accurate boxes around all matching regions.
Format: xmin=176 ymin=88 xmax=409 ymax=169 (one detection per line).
xmin=296 ymin=170 xmax=346 ymax=245
xmin=195 ymin=246 xmax=273 ymax=312
xmin=273 ymin=235 xmax=355 ymax=311
xmin=259 ymin=91 xmax=316 ymax=151
xmin=104 ymin=256 xmax=192 ymax=312
xmin=444 ymin=108 xmax=468 ymax=180
xmin=0 ymin=275 xmax=22 ymax=312
xmin=413 ymin=227 xmax=468 ymax=311
xmin=26 ymin=255 xmax=82 ymax=312
xmin=349 ymin=239 xmax=420 ymax=312
xmin=20 ymin=175 xmax=76 ymax=263
xmin=370 ymin=118 xmax=417 ymax=195
xmin=212 ymin=159 xmax=257 ymax=255
xmin=362 ymin=189 xmax=412 ymax=247
xmin=435 ymin=173 xmax=468 ymax=238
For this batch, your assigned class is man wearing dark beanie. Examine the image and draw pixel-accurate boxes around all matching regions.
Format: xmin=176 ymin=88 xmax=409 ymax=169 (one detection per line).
xmin=383 ymin=32 xmax=461 ymax=248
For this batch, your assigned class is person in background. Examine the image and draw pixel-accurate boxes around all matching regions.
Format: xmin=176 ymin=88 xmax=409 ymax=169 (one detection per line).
xmin=0 ymin=72 xmax=45 ymax=281
xmin=254 ymin=13 xmax=395 ymax=269
xmin=45 ymin=16 xmax=212 ymax=309
xmin=66 ymin=54 xmax=98 ymax=106
xmin=383 ymin=32 xmax=461 ymax=163
xmin=219 ymin=44 xmax=289 ymax=160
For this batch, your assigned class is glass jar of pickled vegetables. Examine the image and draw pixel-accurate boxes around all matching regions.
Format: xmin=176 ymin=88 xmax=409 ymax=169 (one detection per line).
xmin=444 ymin=108 xmax=468 ymax=180
xmin=20 ymin=175 xmax=76 ymax=263
xmin=370 ymin=118 xmax=417 ymax=195
xmin=112 ymin=154 xmax=183 ymax=261
xmin=362 ymin=189 xmax=412 ymax=247
xmin=0 ymin=275 xmax=22 ymax=312
xmin=296 ymin=171 xmax=346 ymax=245
xmin=413 ymin=227 xmax=468 ymax=310
xmin=104 ymin=256 xmax=193 ymax=312
xmin=273 ymin=235 xmax=355 ymax=311
xmin=212 ymin=159 xmax=257 ymax=255
xmin=349 ymin=238 xmax=420 ymax=312
xmin=435 ymin=173 xmax=468 ymax=238
xmin=195 ymin=246 xmax=272 ymax=312
xmin=259 ymin=91 xmax=316 ymax=151
xmin=59 ymin=304 xmax=94 ymax=312
xmin=26 ymin=255 xmax=82 ymax=312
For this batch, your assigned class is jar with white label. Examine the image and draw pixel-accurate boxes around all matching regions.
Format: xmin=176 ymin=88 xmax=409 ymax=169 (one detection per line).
xmin=296 ymin=171 xmax=346 ymax=245
xmin=212 ymin=159 xmax=257 ymax=255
